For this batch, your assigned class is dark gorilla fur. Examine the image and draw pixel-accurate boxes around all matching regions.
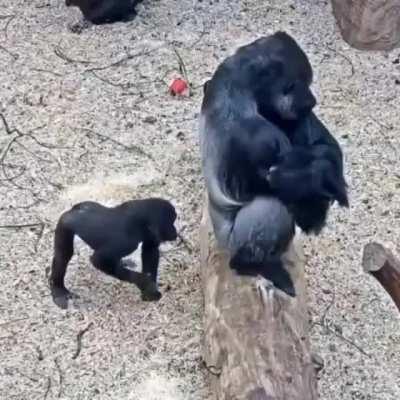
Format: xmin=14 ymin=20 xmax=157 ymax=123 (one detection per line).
xmin=200 ymin=32 xmax=348 ymax=296
xmin=49 ymin=198 xmax=178 ymax=309
xmin=65 ymin=0 xmax=141 ymax=25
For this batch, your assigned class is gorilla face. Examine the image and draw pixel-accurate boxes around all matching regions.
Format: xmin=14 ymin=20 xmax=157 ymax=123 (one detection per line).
xmin=251 ymin=57 xmax=316 ymax=121
xmin=272 ymin=78 xmax=316 ymax=120
xmin=149 ymin=200 xmax=178 ymax=243
xmin=162 ymin=222 xmax=178 ymax=242
xmin=160 ymin=209 xmax=178 ymax=242
xmin=240 ymin=32 xmax=316 ymax=122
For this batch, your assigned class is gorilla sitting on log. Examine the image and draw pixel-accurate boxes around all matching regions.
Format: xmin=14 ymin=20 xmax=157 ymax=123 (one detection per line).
xmin=200 ymin=32 xmax=348 ymax=296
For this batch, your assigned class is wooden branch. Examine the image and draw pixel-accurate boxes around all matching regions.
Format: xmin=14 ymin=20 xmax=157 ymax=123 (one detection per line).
xmin=200 ymin=201 xmax=318 ymax=400
xmin=331 ymin=0 xmax=400 ymax=51
xmin=362 ymin=242 xmax=400 ymax=312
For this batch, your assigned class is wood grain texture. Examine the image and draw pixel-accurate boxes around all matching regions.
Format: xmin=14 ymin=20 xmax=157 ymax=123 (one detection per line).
xmin=331 ymin=0 xmax=400 ymax=51
xmin=200 ymin=201 xmax=318 ymax=400
xmin=362 ymin=242 xmax=400 ymax=312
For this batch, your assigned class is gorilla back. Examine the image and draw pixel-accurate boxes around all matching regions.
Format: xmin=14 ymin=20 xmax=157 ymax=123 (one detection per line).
xmin=199 ymin=36 xmax=298 ymax=296
xmin=66 ymin=0 xmax=138 ymax=24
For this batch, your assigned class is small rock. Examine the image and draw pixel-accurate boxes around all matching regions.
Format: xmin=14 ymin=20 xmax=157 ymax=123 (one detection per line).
xmin=143 ymin=116 xmax=157 ymax=124
xmin=176 ymin=131 xmax=185 ymax=140
xmin=334 ymin=324 xmax=343 ymax=335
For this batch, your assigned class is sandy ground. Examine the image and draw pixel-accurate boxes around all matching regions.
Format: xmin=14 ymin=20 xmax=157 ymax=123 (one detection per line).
xmin=0 ymin=0 xmax=400 ymax=399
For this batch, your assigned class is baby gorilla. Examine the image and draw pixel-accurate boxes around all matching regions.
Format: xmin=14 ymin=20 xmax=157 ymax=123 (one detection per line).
xmin=266 ymin=145 xmax=348 ymax=205
xmin=49 ymin=198 xmax=178 ymax=309
xmin=65 ymin=0 xmax=139 ymax=25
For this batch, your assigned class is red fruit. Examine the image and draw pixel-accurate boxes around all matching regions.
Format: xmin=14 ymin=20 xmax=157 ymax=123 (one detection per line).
xmin=169 ymin=78 xmax=188 ymax=96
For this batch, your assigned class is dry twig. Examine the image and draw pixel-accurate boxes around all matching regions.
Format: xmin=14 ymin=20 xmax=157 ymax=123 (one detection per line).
xmin=54 ymin=358 xmax=64 ymax=398
xmin=0 ymin=43 xmax=18 ymax=60
xmin=172 ymin=46 xmax=191 ymax=95
xmin=313 ymin=321 xmax=370 ymax=357
xmin=0 ymin=317 xmax=28 ymax=328
xmin=75 ymin=126 xmax=154 ymax=161
xmin=2 ymin=14 xmax=15 ymax=39
xmin=326 ymin=43 xmax=355 ymax=77
xmin=85 ymin=46 xmax=163 ymax=73
xmin=54 ymin=44 xmax=92 ymax=65
xmin=43 ymin=377 xmax=52 ymax=400
xmin=0 ymin=222 xmax=43 ymax=230
xmin=72 ymin=322 xmax=94 ymax=360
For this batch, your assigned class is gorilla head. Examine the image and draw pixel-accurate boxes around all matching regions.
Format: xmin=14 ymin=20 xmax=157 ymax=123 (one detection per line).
xmin=143 ymin=198 xmax=178 ymax=243
xmin=236 ymin=32 xmax=317 ymax=122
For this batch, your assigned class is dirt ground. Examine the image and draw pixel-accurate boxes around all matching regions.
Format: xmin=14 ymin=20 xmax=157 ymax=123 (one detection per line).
xmin=0 ymin=0 xmax=400 ymax=399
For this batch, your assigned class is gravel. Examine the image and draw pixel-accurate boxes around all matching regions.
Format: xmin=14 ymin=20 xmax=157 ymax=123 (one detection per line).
xmin=0 ymin=1 xmax=399 ymax=399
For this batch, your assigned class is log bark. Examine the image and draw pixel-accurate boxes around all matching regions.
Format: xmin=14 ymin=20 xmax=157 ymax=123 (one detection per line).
xmin=200 ymin=202 xmax=318 ymax=400
xmin=331 ymin=0 xmax=400 ymax=51
xmin=362 ymin=242 xmax=400 ymax=312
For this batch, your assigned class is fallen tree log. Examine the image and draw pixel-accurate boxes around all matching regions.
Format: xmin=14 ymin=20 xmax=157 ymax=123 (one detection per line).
xmin=362 ymin=242 xmax=400 ymax=312
xmin=200 ymin=202 xmax=318 ymax=400
xmin=331 ymin=0 xmax=400 ymax=51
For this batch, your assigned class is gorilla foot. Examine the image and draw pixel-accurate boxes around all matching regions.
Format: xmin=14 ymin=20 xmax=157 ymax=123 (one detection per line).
xmin=50 ymin=285 xmax=79 ymax=309
xmin=260 ymin=267 xmax=296 ymax=297
xmin=230 ymin=248 xmax=296 ymax=297
xmin=140 ymin=280 xmax=162 ymax=302
xmin=230 ymin=247 xmax=263 ymax=273
xmin=141 ymin=289 xmax=162 ymax=302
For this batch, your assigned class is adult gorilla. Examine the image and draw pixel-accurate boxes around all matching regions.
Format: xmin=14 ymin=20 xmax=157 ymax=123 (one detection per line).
xmin=199 ymin=32 xmax=348 ymax=296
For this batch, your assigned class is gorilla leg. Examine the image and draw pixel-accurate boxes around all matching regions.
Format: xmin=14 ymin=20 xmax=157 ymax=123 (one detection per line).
xmin=210 ymin=197 xmax=296 ymax=296
xmin=49 ymin=220 xmax=75 ymax=309
xmin=90 ymin=251 xmax=161 ymax=301
xmin=141 ymin=241 xmax=160 ymax=284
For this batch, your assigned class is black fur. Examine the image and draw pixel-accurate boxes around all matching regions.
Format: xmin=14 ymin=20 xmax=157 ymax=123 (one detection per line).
xmin=200 ymin=32 xmax=348 ymax=296
xmin=66 ymin=0 xmax=140 ymax=25
xmin=263 ymin=102 xmax=348 ymax=233
xmin=49 ymin=198 xmax=178 ymax=309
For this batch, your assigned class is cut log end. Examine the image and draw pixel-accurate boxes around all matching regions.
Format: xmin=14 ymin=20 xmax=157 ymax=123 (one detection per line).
xmin=362 ymin=242 xmax=400 ymax=313
xmin=362 ymin=242 xmax=388 ymax=273
xmin=200 ymin=202 xmax=318 ymax=400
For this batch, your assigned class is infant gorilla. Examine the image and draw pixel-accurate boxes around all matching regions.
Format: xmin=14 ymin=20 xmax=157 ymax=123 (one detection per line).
xmin=49 ymin=198 xmax=178 ymax=309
